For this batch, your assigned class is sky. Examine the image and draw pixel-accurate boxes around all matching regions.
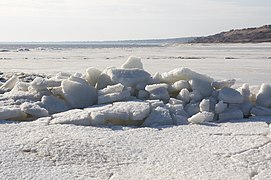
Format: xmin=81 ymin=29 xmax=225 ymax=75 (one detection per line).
xmin=0 ymin=0 xmax=270 ymax=41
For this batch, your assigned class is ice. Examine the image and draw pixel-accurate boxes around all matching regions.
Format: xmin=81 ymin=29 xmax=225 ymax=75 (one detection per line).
xmin=188 ymin=111 xmax=214 ymax=124
xmin=30 ymin=77 xmax=61 ymax=91
xmin=20 ymin=102 xmax=49 ymax=118
xmin=98 ymin=90 xmax=130 ymax=104
xmin=85 ymin=67 xmax=101 ymax=86
xmin=189 ymin=90 xmax=203 ymax=102
xmin=215 ymin=100 xmax=227 ymax=114
xmin=185 ymin=102 xmax=200 ymax=116
xmin=168 ymin=98 xmax=185 ymax=105
xmin=256 ymin=84 xmax=271 ymax=108
xmin=240 ymin=83 xmax=250 ymax=101
xmin=251 ymin=106 xmax=271 ymax=116
xmin=161 ymin=67 xmax=213 ymax=83
xmin=0 ymin=107 xmax=27 ymax=120
xmin=218 ymin=87 xmax=244 ymax=104
xmin=41 ymin=95 xmax=69 ymax=114
xmin=121 ymin=56 xmax=143 ymax=69
xmin=98 ymin=83 xmax=124 ymax=96
xmin=171 ymin=114 xmax=189 ymax=125
xmin=176 ymin=88 xmax=190 ymax=103
xmin=212 ymin=79 xmax=236 ymax=89
xmin=168 ymin=80 xmax=190 ymax=94
xmin=50 ymin=109 xmax=91 ymax=126
xmin=62 ymin=79 xmax=97 ymax=108
xmin=218 ymin=108 xmax=244 ymax=121
xmin=145 ymin=83 xmax=169 ymax=101
xmin=89 ymin=101 xmax=150 ymax=126
xmin=137 ymin=90 xmax=149 ymax=100
xmin=107 ymin=68 xmax=151 ymax=87
xmin=199 ymin=99 xmax=210 ymax=112
xmin=142 ymin=106 xmax=173 ymax=127
xmin=189 ymin=78 xmax=213 ymax=97
xmin=1 ymin=75 xmax=19 ymax=90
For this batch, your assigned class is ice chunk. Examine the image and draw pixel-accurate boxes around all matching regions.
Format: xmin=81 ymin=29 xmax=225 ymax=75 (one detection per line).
xmin=1 ymin=75 xmax=18 ymax=90
xmin=240 ymin=83 xmax=250 ymax=101
xmin=98 ymin=90 xmax=130 ymax=104
xmin=142 ymin=106 xmax=173 ymax=127
xmin=146 ymin=100 xmax=165 ymax=110
xmin=256 ymin=84 xmax=271 ymax=108
xmin=151 ymin=72 xmax=162 ymax=84
xmin=185 ymin=102 xmax=200 ymax=116
xmin=161 ymin=67 xmax=213 ymax=83
xmin=199 ymin=99 xmax=210 ymax=112
xmin=89 ymin=101 xmax=150 ymax=126
xmin=212 ymin=79 xmax=236 ymax=89
xmin=218 ymin=108 xmax=243 ymax=121
xmin=169 ymin=98 xmax=185 ymax=105
xmin=98 ymin=83 xmax=124 ymax=96
xmin=251 ymin=106 xmax=271 ymax=116
xmin=55 ymin=72 xmax=72 ymax=80
xmin=85 ymin=67 xmax=101 ymax=86
xmin=31 ymin=77 xmax=61 ymax=91
xmin=215 ymin=100 xmax=227 ymax=114
xmin=108 ymin=68 xmax=151 ymax=87
xmin=41 ymin=95 xmax=69 ymax=114
xmin=50 ymin=109 xmax=91 ymax=126
xmin=121 ymin=56 xmax=143 ymax=69
xmin=135 ymin=82 xmax=147 ymax=90
xmin=0 ymin=107 xmax=27 ymax=120
xmin=62 ymin=79 xmax=97 ymax=108
xmin=20 ymin=102 xmax=49 ymax=118
xmin=13 ymin=82 xmax=30 ymax=92
xmin=172 ymin=114 xmax=189 ymax=125
xmin=189 ymin=90 xmax=203 ymax=103
xmin=189 ymin=79 xmax=213 ymax=97
xmin=166 ymin=103 xmax=189 ymax=117
xmin=168 ymin=80 xmax=190 ymax=94
xmin=96 ymin=67 xmax=114 ymax=90
xmin=188 ymin=112 xmax=214 ymax=124
xmin=176 ymin=88 xmax=190 ymax=103
xmin=137 ymin=90 xmax=149 ymax=100
xmin=218 ymin=87 xmax=244 ymax=104
xmin=145 ymin=83 xmax=169 ymax=101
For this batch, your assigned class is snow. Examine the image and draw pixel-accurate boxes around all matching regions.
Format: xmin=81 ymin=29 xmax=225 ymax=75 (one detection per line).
xmin=1 ymin=43 xmax=271 ymax=179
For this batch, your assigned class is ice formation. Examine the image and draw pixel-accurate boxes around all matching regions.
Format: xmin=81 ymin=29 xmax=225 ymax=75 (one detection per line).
xmin=1 ymin=56 xmax=271 ymax=126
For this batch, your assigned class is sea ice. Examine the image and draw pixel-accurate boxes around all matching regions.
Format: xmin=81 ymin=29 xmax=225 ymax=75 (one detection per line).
xmin=121 ymin=56 xmax=143 ymax=69
xmin=20 ymin=102 xmax=49 ymax=118
xmin=41 ymin=95 xmax=69 ymax=114
xmin=98 ymin=90 xmax=130 ymax=104
xmin=218 ymin=108 xmax=244 ymax=121
xmin=256 ymin=84 xmax=271 ymax=108
xmin=176 ymin=88 xmax=190 ymax=103
xmin=199 ymin=99 xmax=210 ymax=112
xmin=0 ymin=107 xmax=27 ymax=120
xmin=212 ymin=79 xmax=236 ymax=89
xmin=218 ymin=87 xmax=244 ymax=104
xmin=189 ymin=78 xmax=213 ymax=97
xmin=50 ymin=109 xmax=91 ymax=126
xmin=1 ymin=75 xmax=18 ymax=90
xmin=142 ymin=106 xmax=173 ymax=127
xmin=62 ymin=79 xmax=97 ymax=108
xmin=215 ymin=100 xmax=227 ymax=114
xmin=188 ymin=111 xmax=214 ymax=124
xmin=161 ymin=67 xmax=213 ymax=83
xmin=85 ymin=67 xmax=101 ymax=86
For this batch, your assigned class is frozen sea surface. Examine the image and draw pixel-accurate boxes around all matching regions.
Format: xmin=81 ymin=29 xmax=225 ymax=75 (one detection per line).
xmin=1 ymin=43 xmax=271 ymax=85
xmin=1 ymin=43 xmax=271 ymax=179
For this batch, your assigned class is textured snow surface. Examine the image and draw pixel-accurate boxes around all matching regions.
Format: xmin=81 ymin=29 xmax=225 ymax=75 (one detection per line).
xmin=1 ymin=119 xmax=271 ymax=180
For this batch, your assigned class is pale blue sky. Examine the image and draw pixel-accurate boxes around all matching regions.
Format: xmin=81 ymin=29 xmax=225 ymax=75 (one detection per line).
xmin=0 ymin=0 xmax=270 ymax=41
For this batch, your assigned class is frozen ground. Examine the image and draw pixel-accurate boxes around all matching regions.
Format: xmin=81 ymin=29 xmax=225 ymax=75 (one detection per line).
xmin=1 ymin=43 xmax=271 ymax=179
